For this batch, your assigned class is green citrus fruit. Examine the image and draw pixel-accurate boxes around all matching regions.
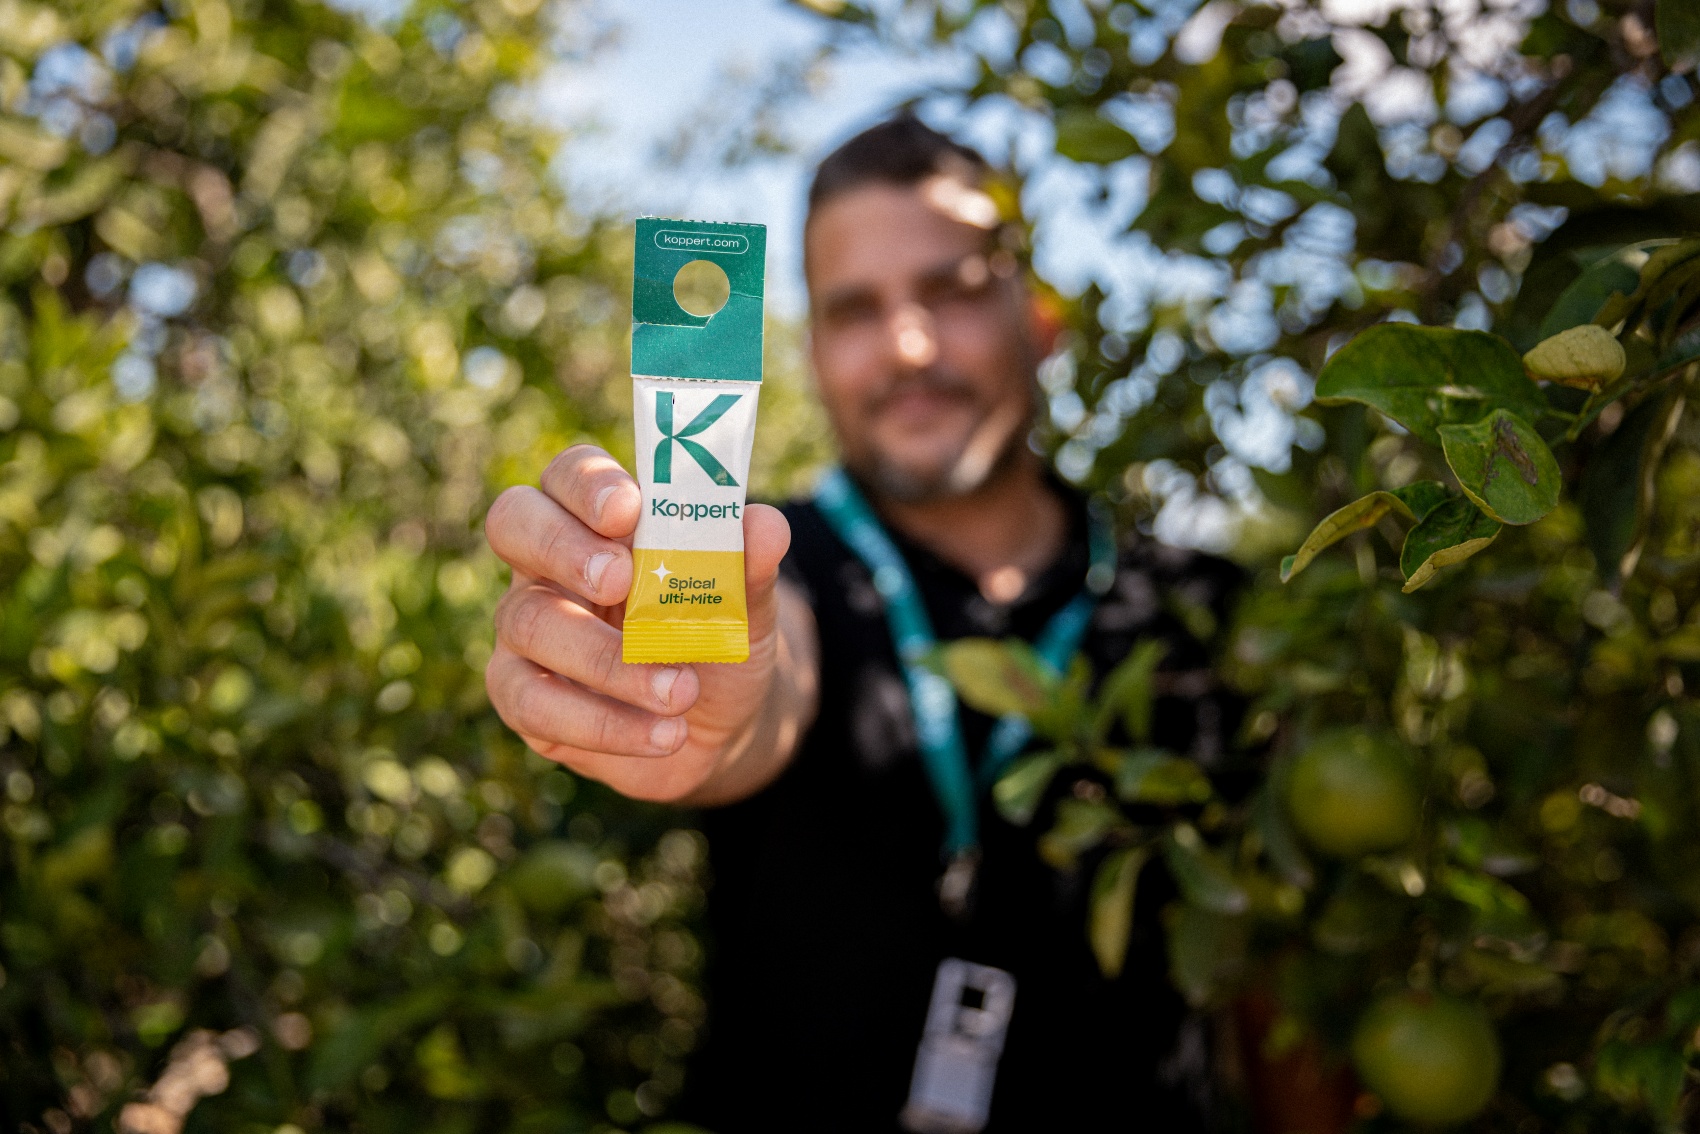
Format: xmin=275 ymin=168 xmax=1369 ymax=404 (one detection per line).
xmin=1352 ymin=991 xmax=1501 ymax=1126
xmin=1285 ymin=729 xmax=1420 ymax=858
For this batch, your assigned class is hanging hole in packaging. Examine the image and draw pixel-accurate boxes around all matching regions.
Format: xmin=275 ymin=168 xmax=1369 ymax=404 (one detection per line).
xmin=673 ymin=259 xmax=731 ymax=318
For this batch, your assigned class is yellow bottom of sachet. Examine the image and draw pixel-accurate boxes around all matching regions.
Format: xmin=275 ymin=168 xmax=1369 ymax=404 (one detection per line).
xmin=622 ymin=547 xmax=750 ymax=664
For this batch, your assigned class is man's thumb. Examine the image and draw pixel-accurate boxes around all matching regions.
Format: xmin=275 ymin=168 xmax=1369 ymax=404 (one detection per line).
xmin=743 ymin=504 xmax=791 ymax=638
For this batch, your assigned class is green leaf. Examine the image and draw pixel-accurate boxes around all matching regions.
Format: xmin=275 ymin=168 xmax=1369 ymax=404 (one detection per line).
xmin=1539 ymin=245 xmax=1648 ymax=338
xmin=1253 ymin=781 xmax=1314 ymax=890
xmin=1161 ymin=823 xmax=1248 ymax=915
xmin=308 ymin=988 xmax=451 ymax=1092
xmin=1453 ymin=947 xmax=1562 ymax=999
xmin=1581 ymin=391 xmax=1686 ymax=580
xmin=1166 ymin=904 xmax=1248 ymax=1007
xmin=1038 ymin=798 xmax=1122 ymax=869
xmin=938 ymin=638 xmax=1052 ymax=717
xmin=1114 ymin=750 xmax=1214 ymax=806
xmin=1089 ymin=845 xmax=1151 ymax=978
xmin=1093 ymin=639 xmax=1167 ymax=742
xmin=1054 ymin=108 xmax=1139 ymax=164
xmin=1437 ymin=409 xmax=1562 ymax=525
xmin=1594 ymin=241 xmax=1700 ymax=338
xmin=506 ymin=840 xmax=597 ymax=915
xmin=1314 ymin=324 xmax=1547 ymax=445
xmin=1659 ymin=0 xmax=1700 ymax=81
xmin=1522 ymin=324 xmax=1626 ymax=391
xmin=1312 ymin=880 xmax=1403 ymax=954
xmin=1399 ymin=497 xmax=1502 ymax=592
xmin=1280 ymin=481 xmax=1449 ymax=582
xmin=1441 ymin=869 xmax=1536 ymax=939
xmin=1657 ymin=324 xmax=1700 ymax=374
xmin=1633 ymin=242 xmax=1700 ymax=322
xmin=1596 ymin=1041 xmax=1689 ymax=1122
xmin=992 ymin=750 xmax=1063 ymax=826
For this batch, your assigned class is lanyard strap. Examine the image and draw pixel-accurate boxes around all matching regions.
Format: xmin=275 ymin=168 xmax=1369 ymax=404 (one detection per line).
xmin=813 ymin=466 xmax=1117 ymax=857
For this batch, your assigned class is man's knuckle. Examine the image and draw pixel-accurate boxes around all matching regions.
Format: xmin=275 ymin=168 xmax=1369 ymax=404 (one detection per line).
xmin=505 ymin=593 xmax=550 ymax=657
xmin=591 ymin=708 xmax=635 ymax=754
xmin=484 ymin=488 xmax=525 ymax=551
xmin=509 ymin=679 xmax=556 ymax=740
xmin=584 ymin=627 xmax=622 ymax=687
xmin=537 ymin=514 xmax=580 ymax=574
xmin=543 ymin=444 xmax=599 ymax=496
xmin=493 ymin=589 xmax=533 ymax=649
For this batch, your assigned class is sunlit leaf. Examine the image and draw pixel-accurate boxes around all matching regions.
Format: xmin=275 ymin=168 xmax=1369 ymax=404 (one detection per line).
xmin=1314 ymin=324 xmax=1547 ymax=445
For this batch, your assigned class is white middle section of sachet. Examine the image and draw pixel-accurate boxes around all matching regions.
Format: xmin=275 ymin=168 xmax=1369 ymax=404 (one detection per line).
xmin=631 ymin=374 xmax=760 ymax=553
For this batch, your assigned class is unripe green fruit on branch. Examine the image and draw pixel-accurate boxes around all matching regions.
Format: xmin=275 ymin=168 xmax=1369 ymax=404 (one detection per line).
xmin=1352 ymin=991 xmax=1502 ymax=1126
xmin=1285 ymin=729 xmax=1421 ymax=858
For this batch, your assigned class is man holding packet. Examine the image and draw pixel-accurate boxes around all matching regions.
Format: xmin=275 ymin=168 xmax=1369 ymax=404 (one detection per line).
xmin=483 ymin=115 xmax=1242 ymax=1132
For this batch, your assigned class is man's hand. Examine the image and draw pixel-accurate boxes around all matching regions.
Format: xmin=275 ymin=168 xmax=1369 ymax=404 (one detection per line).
xmin=485 ymin=445 xmax=817 ymax=805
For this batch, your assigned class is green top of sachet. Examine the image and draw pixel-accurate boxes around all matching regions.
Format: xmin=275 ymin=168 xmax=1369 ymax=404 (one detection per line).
xmin=632 ymin=218 xmax=766 ymax=383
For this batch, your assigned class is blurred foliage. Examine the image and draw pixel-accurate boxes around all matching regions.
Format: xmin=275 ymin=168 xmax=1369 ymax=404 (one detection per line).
xmin=0 ymin=0 xmax=829 ymax=1128
xmin=809 ymin=0 xmax=1700 ymax=1129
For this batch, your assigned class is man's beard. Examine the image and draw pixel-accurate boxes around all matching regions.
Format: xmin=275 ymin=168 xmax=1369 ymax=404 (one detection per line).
xmin=849 ymin=372 xmax=1035 ymax=504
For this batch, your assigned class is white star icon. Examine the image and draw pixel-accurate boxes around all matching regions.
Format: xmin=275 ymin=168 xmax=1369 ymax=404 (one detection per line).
xmin=652 ymin=562 xmax=673 ymax=585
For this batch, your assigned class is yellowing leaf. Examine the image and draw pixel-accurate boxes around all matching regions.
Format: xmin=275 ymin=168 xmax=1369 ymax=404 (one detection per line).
xmin=1089 ymin=845 xmax=1150 ymax=978
xmin=1399 ymin=497 xmax=1502 ymax=592
xmin=939 ymin=638 xmax=1052 ymax=717
xmin=1523 ymin=325 xmax=1626 ymax=391
xmin=1281 ymin=482 xmax=1449 ymax=582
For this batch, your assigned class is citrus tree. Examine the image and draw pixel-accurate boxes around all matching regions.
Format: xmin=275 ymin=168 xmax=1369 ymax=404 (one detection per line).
xmin=0 ymin=0 xmax=746 ymax=1130
xmin=807 ymin=0 xmax=1700 ymax=1128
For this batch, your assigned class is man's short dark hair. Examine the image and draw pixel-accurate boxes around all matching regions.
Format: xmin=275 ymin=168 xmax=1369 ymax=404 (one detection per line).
xmin=807 ymin=113 xmax=991 ymax=218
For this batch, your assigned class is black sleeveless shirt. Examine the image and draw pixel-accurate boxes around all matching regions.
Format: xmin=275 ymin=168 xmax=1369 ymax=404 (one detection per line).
xmin=685 ymin=487 xmax=1246 ymax=1132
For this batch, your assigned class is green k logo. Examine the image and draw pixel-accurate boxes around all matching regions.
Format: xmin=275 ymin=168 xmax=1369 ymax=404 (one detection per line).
xmin=654 ymin=391 xmax=741 ymax=486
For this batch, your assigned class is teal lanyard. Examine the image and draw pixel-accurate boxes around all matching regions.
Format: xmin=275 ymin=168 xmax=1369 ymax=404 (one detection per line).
xmin=813 ymin=466 xmax=1117 ymax=859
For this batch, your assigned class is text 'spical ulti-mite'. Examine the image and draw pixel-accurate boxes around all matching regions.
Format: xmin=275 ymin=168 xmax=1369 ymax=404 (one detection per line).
xmin=622 ymin=218 xmax=766 ymax=664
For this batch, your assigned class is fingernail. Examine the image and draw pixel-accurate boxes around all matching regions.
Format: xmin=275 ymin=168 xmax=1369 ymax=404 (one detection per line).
xmin=652 ymin=667 xmax=681 ymax=707
xmin=585 ymin=552 xmax=614 ymax=592
xmin=592 ymin=485 xmax=619 ymax=522
xmin=650 ymin=716 xmax=685 ymax=751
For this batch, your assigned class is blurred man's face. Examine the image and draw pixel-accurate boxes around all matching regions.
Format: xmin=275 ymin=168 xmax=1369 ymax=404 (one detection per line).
xmin=804 ymin=176 xmax=1043 ymax=502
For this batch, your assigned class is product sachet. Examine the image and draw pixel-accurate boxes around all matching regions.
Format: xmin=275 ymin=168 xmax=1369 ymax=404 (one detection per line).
xmin=622 ymin=218 xmax=766 ymax=664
